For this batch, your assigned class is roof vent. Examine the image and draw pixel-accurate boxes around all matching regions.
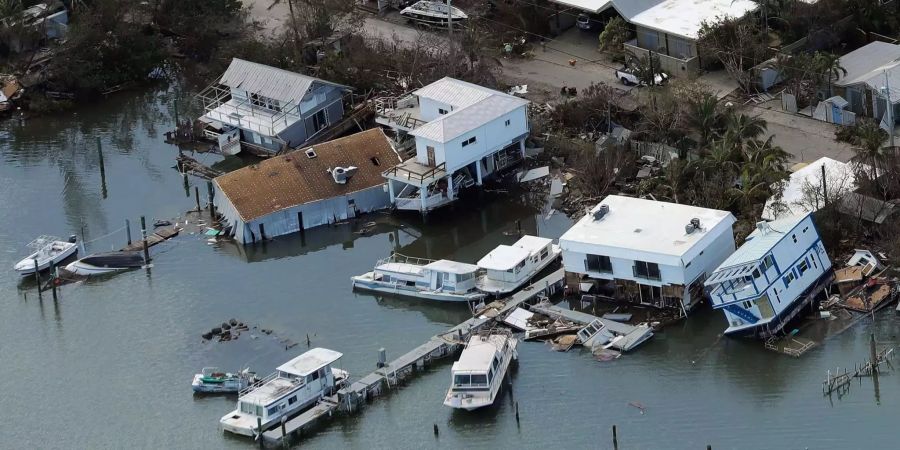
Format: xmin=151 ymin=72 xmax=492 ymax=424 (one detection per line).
xmin=329 ymin=166 xmax=358 ymax=184
xmin=756 ymin=221 xmax=771 ymax=234
xmin=592 ymin=204 xmax=609 ymax=221
xmin=686 ymin=217 xmax=701 ymax=234
xmin=305 ymin=148 xmax=317 ymax=159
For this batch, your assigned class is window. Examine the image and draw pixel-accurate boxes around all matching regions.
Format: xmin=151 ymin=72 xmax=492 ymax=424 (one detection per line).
xmin=811 ymin=255 xmax=818 ymax=269
xmin=633 ymin=260 xmax=661 ymax=280
xmin=586 ymin=254 xmax=612 ymax=273
xmin=461 ymin=136 xmax=477 ymax=147
xmin=492 ymin=357 xmax=500 ymax=370
xmin=792 ymin=234 xmax=797 ymax=243
xmin=774 ymin=289 xmax=780 ymax=303
xmin=540 ymin=248 xmax=549 ymax=260
xmin=454 ymin=374 xmax=471 ymax=385
xmin=488 ymin=368 xmax=494 ymax=383
xmin=752 ymin=269 xmax=760 ymax=278
xmin=762 ymin=254 xmax=775 ymax=270
xmin=803 ymin=226 xmax=809 ymax=233
xmin=471 ymin=374 xmax=488 ymax=386
xmin=783 ymin=272 xmax=795 ymax=288
xmin=288 ymin=396 xmax=297 ymax=405
xmin=797 ymin=260 xmax=809 ymax=276
xmin=505 ymin=119 xmax=511 ymax=126
xmin=438 ymin=108 xmax=448 ymax=115
xmin=267 ymin=405 xmax=280 ymax=416
xmin=311 ymin=109 xmax=327 ymax=132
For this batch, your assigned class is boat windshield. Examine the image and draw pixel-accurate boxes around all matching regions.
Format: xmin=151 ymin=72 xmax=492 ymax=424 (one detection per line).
xmin=453 ymin=373 xmax=488 ymax=387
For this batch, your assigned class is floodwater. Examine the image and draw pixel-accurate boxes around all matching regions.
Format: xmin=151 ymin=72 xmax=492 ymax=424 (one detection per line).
xmin=1 ymin=85 xmax=898 ymax=449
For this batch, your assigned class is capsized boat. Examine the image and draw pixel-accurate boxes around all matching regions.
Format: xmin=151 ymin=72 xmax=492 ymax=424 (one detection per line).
xmin=14 ymin=235 xmax=78 ymax=275
xmin=444 ymin=329 xmax=517 ymax=410
xmin=475 ymin=235 xmax=561 ymax=295
xmin=219 ymin=348 xmax=349 ymax=437
xmin=400 ymin=1 xmax=467 ymax=28
xmin=351 ymin=254 xmax=486 ymax=303
xmin=192 ymin=367 xmax=260 ymax=394
xmin=64 ymin=251 xmax=145 ymax=275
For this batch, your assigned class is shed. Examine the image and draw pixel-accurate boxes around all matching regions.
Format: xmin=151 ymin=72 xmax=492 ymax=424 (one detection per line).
xmin=214 ymin=128 xmax=401 ymax=244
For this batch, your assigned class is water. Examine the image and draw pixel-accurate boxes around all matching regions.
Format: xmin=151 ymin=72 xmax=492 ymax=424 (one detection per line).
xmin=1 ymin=86 xmax=897 ymax=449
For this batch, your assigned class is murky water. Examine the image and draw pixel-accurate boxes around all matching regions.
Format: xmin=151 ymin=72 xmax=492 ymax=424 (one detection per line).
xmin=1 ymin=86 xmax=898 ymax=449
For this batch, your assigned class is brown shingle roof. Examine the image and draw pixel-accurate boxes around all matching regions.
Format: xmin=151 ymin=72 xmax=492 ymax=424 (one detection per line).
xmin=215 ymin=128 xmax=400 ymax=222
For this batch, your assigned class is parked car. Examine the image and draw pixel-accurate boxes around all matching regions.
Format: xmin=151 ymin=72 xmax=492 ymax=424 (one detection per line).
xmin=576 ymin=14 xmax=592 ymax=30
xmin=614 ymin=66 xmax=669 ymax=86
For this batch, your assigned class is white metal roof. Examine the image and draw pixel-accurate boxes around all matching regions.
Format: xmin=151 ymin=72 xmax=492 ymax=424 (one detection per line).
xmin=240 ymin=377 xmax=301 ymax=406
xmin=219 ymin=58 xmax=348 ymax=102
xmin=627 ymin=0 xmax=757 ymax=40
xmin=835 ymin=41 xmax=900 ymax=103
xmin=423 ymin=259 xmax=480 ymax=274
xmin=477 ymin=235 xmax=550 ymax=271
xmin=762 ymin=157 xmax=857 ymax=221
xmin=514 ymin=235 xmax=552 ymax=253
xmin=715 ymin=214 xmax=809 ymax=270
xmin=410 ymin=78 xmax=529 ymax=143
xmin=276 ymin=348 xmax=342 ymax=376
xmin=559 ymin=195 xmax=736 ymax=265
xmin=451 ymin=334 xmax=506 ymax=372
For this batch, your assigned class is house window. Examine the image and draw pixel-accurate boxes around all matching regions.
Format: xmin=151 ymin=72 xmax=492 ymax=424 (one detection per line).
xmin=752 ymin=269 xmax=760 ymax=278
xmin=461 ymin=136 xmax=477 ymax=147
xmin=783 ymin=272 xmax=795 ymax=288
xmin=797 ymin=260 xmax=809 ymax=276
xmin=633 ymin=260 xmax=661 ymax=280
xmin=585 ymin=254 xmax=612 ymax=273
xmin=792 ymin=234 xmax=797 ymax=243
xmin=540 ymin=248 xmax=549 ymax=259
xmin=811 ymin=255 xmax=818 ymax=269
xmin=762 ymin=254 xmax=775 ymax=271
xmin=774 ymin=289 xmax=780 ymax=303
xmin=311 ymin=109 xmax=327 ymax=132
xmin=438 ymin=108 xmax=448 ymax=115
xmin=505 ymin=119 xmax=511 ymax=126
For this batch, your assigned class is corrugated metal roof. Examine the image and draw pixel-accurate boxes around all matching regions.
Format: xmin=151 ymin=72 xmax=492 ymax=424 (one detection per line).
xmin=412 ymin=77 xmax=496 ymax=108
xmin=836 ymin=42 xmax=900 ymax=103
xmin=716 ymin=214 xmax=809 ymax=269
xmin=411 ymin=93 xmax=528 ymax=142
xmin=215 ymin=128 xmax=401 ymax=222
xmin=218 ymin=58 xmax=349 ymax=102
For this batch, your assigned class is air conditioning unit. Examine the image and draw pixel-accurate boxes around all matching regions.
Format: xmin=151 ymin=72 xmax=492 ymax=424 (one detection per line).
xmin=329 ymin=166 xmax=358 ymax=184
xmin=592 ymin=204 xmax=609 ymax=220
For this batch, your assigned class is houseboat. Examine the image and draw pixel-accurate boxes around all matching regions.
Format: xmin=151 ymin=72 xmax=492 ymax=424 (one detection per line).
xmin=444 ymin=329 xmax=517 ymax=410
xmin=14 ymin=235 xmax=77 ymax=275
xmin=351 ymin=254 xmax=486 ymax=303
xmin=475 ymin=235 xmax=560 ymax=295
xmin=705 ymin=213 xmax=834 ymax=338
xmin=192 ymin=367 xmax=259 ymax=394
xmin=400 ymin=1 xmax=467 ymax=28
xmin=219 ymin=348 xmax=348 ymax=437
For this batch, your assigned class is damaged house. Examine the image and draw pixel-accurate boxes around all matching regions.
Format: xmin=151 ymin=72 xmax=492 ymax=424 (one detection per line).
xmin=214 ymin=128 xmax=401 ymax=244
xmin=559 ymin=195 xmax=737 ymax=314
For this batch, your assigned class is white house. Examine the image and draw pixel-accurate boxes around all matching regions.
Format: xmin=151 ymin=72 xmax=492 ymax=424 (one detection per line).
xmin=197 ymin=58 xmax=350 ymax=156
xmin=559 ymin=195 xmax=737 ymax=313
xmin=705 ymin=213 xmax=833 ymax=338
xmin=834 ymin=41 xmax=900 ymax=131
xmin=375 ymin=77 xmax=530 ymax=214
xmin=214 ymin=128 xmax=401 ymax=244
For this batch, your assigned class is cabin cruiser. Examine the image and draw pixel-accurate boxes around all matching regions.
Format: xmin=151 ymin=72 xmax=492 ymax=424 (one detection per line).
xmin=220 ymin=348 xmax=348 ymax=437
xmin=14 ymin=235 xmax=78 ymax=275
xmin=352 ymin=254 xmax=486 ymax=303
xmin=400 ymin=1 xmax=467 ymax=28
xmin=444 ymin=329 xmax=517 ymax=410
xmin=192 ymin=367 xmax=260 ymax=394
xmin=476 ymin=235 xmax=561 ymax=295
xmin=64 ymin=251 xmax=145 ymax=275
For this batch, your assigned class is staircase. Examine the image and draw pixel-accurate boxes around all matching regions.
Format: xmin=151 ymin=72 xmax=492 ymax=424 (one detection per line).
xmin=724 ymin=304 xmax=760 ymax=324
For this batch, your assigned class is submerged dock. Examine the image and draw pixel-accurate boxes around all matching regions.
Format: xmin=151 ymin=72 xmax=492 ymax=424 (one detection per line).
xmin=261 ymin=268 xmax=565 ymax=446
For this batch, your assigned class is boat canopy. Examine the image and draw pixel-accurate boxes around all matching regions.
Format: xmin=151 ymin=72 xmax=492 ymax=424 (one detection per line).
xmin=277 ymin=348 xmax=343 ymax=377
xmin=423 ymin=259 xmax=479 ymax=274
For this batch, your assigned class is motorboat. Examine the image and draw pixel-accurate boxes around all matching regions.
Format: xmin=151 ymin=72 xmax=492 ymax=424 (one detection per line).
xmin=220 ymin=348 xmax=349 ymax=437
xmin=14 ymin=235 xmax=78 ymax=275
xmin=64 ymin=251 xmax=145 ymax=275
xmin=192 ymin=367 xmax=260 ymax=394
xmin=352 ymin=254 xmax=486 ymax=303
xmin=476 ymin=235 xmax=561 ymax=295
xmin=444 ymin=329 xmax=517 ymax=410
xmin=400 ymin=1 xmax=467 ymax=28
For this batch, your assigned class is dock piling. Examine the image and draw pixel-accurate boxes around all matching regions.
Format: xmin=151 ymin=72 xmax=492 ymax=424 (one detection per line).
xmin=306 ymin=333 xmax=311 ymax=347
xmin=206 ymin=180 xmax=215 ymax=218
xmin=33 ymin=258 xmax=42 ymax=299
xmin=50 ymin=262 xmax=57 ymax=301
xmin=140 ymin=216 xmax=150 ymax=264
xmin=433 ymin=423 xmax=439 ymax=437
xmin=257 ymin=417 xmax=264 ymax=449
xmin=97 ymin=137 xmax=107 ymax=199
xmin=515 ymin=401 xmax=519 ymax=423
xmin=194 ymin=186 xmax=201 ymax=212
xmin=125 ymin=219 xmax=132 ymax=245
xmin=612 ymin=425 xmax=618 ymax=450
xmin=377 ymin=348 xmax=386 ymax=368
xmin=870 ymin=333 xmax=878 ymax=379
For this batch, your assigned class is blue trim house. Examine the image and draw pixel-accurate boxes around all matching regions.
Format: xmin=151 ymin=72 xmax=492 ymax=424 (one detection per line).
xmin=704 ymin=213 xmax=834 ymax=338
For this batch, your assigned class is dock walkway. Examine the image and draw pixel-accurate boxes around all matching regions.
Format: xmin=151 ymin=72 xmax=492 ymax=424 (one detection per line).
xmin=262 ymin=268 xmax=565 ymax=446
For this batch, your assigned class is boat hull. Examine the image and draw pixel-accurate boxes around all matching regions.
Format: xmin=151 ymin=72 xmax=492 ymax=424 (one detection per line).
xmin=352 ymin=273 xmax=485 ymax=303
xmin=64 ymin=261 xmax=134 ymax=276
xmin=192 ymin=374 xmax=248 ymax=394
xmin=14 ymin=243 xmax=77 ymax=275
xmin=220 ymin=394 xmax=322 ymax=437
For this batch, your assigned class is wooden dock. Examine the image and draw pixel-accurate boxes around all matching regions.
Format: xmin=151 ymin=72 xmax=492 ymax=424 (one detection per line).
xmin=261 ymin=268 xmax=565 ymax=446
xmin=121 ymin=226 xmax=180 ymax=252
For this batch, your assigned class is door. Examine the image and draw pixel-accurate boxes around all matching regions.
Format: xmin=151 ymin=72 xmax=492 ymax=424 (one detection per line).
xmin=426 ymin=146 xmax=435 ymax=167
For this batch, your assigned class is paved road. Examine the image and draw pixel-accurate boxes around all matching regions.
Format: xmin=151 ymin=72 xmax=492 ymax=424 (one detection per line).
xmin=750 ymin=101 xmax=855 ymax=163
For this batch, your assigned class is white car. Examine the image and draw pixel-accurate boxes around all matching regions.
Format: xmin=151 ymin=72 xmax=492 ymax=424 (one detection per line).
xmin=614 ymin=67 xmax=669 ymax=86
xmin=576 ymin=14 xmax=592 ymax=30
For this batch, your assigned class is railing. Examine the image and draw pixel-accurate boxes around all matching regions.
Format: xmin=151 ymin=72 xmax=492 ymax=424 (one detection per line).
xmin=239 ymin=372 xmax=277 ymax=397
xmin=373 ymin=96 xmax=427 ymax=130
xmin=377 ymin=253 xmax=436 ymax=268
xmin=394 ymin=192 xmax=447 ymax=211
xmin=195 ymin=83 xmax=302 ymax=135
xmin=383 ymin=162 xmax=446 ymax=183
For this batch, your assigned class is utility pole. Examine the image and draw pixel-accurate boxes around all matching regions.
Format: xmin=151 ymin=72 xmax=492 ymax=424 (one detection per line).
xmin=884 ymin=71 xmax=895 ymax=149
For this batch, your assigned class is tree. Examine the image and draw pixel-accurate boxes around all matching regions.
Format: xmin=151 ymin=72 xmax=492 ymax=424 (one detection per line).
xmin=697 ymin=16 xmax=768 ymax=93
xmin=598 ymin=17 xmax=629 ymax=62
xmin=722 ymin=112 xmax=768 ymax=147
xmin=685 ymin=93 xmax=723 ymax=149
xmin=847 ymin=118 xmax=889 ymax=195
xmin=813 ymin=51 xmax=846 ymax=98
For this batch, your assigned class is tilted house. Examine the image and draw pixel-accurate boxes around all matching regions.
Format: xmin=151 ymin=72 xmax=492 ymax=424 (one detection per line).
xmin=198 ymin=58 xmax=350 ymax=155
xmin=834 ymin=41 xmax=900 ymax=131
xmin=559 ymin=195 xmax=737 ymax=313
xmin=214 ymin=128 xmax=401 ymax=244
xmin=375 ymin=77 xmax=530 ymax=214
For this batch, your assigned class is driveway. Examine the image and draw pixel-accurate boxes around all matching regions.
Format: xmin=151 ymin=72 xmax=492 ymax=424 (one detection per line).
xmin=749 ymin=100 xmax=855 ymax=163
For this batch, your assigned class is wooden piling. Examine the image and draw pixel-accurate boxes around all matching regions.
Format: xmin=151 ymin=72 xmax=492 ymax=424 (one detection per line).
xmin=515 ymin=401 xmax=519 ymax=423
xmin=140 ymin=216 xmax=150 ymax=264
xmin=125 ymin=219 xmax=132 ymax=245
xmin=195 ymin=186 xmax=201 ymax=212
xmin=33 ymin=258 xmax=42 ymax=299
xmin=97 ymin=137 xmax=107 ymax=198
xmin=515 ymin=220 xmax=522 ymax=237
xmin=50 ymin=262 xmax=57 ymax=301
xmin=207 ymin=180 xmax=215 ymax=217
xmin=257 ymin=417 xmax=264 ymax=449
xmin=433 ymin=423 xmax=439 ymax=436
xmin=612 ymin=425 xmax=618 ymax=450
xmin=870 ymin=333 xmax=878 ymax=379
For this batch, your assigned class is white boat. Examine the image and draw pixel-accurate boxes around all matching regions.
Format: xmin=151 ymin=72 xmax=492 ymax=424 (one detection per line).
xmin=400 ymin=1 xmax=467 ymax=28
xmin=14 ymin=235 xmax=78 ymax=275
xmin=192 ymin=367 xmax=260 ymax=394
xmin=351 ymin=254 xmax=486 ymax=303
xmin=64 ymin=251 xmax=145 ymax=275
xmin=219 ymin=348 xmax=349 ymax=437
xmin=444 ymin=329 xmax=517 ymax=410
xmin=476 ymin=235 xmax=561 ymax=295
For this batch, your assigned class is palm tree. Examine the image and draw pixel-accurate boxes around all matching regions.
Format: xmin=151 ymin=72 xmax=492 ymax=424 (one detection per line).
xmin=850 ymin=119 xmax=890 ymax=194
xmin=723 ymin=112 xmax=768 ymax=145
xmin=728 ymin=169 xmax=770 ymax=215
xmin=685 ymin=94 xmax=722 ymax=149
xmin=742 ymin=136 xmax=791 ymax=180
xmin=814 ymin=52 xmax=847 ymax=98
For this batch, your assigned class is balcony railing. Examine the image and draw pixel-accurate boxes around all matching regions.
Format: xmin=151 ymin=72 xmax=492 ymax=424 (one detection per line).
xmin=195 ymin=83 xmax=301 ymax=136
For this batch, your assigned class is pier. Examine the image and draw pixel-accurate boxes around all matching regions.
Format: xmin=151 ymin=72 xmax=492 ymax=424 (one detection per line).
xmin=261 ymin=268 xmax=565 ymax=446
